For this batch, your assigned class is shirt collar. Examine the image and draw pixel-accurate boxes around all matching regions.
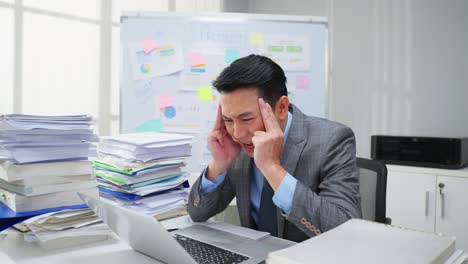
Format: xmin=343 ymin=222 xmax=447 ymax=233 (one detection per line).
xmin=282 ymin=111 xmax=293 ymax=146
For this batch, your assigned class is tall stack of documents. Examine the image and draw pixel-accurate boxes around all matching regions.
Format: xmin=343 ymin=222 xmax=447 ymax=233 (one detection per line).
xmin=94 ymin=132 xmax=193 ymax=220
xmin=0 ymin=114 xmax=99 ymax=230
xmin=266 ymin=219 xmax=463 ymax=264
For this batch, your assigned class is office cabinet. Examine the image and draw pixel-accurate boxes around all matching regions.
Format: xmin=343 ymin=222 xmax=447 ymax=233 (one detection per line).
xmin=386 ymin=165 xmax=468 ymax=252
xmin=386 ymin=170 xmax=436 ymax=233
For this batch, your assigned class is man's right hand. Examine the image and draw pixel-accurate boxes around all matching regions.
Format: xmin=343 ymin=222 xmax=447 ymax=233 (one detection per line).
xmin=206 ymin=105 xmax=241 ymax=180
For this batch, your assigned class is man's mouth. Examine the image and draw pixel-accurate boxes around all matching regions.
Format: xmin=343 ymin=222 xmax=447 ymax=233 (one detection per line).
xmin=243 ymin=143 xmax=254 ymax=152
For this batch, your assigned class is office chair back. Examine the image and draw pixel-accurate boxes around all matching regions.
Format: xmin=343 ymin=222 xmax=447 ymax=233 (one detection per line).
xmin=357 ymin=157 xmax=388 ymax=223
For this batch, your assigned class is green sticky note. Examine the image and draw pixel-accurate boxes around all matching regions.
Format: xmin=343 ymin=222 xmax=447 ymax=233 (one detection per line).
xmin=225 ymin=49 xmax=239 ymax=63
xmin=249 ymin=32 xmax=264 ymax=47
xmin=286 ymin=46 xmax=303 ymax=53
xmin=197 ymin=86 xmax=213 ymax=101
xmin=136 ymin=119 xmax=163 ymax=132
xmin=268 ymin=45 xmax=284 ymax=52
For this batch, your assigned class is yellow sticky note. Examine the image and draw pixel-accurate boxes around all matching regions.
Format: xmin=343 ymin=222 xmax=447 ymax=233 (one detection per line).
xmin=197 ymin=86 xmax=213 ymax=101
xmin=249 ymin=32 xmax=264 ymax=47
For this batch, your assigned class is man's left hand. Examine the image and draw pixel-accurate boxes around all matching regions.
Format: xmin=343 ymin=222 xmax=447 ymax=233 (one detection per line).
xmin=252 ymin=98 xmax=287 ymax=190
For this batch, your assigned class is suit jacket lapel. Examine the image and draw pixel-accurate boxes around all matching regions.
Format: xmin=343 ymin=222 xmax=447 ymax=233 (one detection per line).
xmin=277 ymin=104 xmax=307 ymax=238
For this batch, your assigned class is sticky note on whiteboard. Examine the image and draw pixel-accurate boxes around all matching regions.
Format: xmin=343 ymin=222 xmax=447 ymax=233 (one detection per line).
xmin=158 ymin=93 xmax=173 ymax=108
xmin=190 ymin=52 xmax=204 ymax=66
xmin=197 ymin=86 xmax=213 ymax=101
xmin=136 ymin=119 xmax=163 ymax=132
xmin=141 ymin=37 xmax=157 ymax=54
xmin=225 ymin=49 xmax=240 ymax=63
xmin=296 ymin=75 xmax=310 ymax=90
xmin=249 ymin=32 xmax=264 ymax=47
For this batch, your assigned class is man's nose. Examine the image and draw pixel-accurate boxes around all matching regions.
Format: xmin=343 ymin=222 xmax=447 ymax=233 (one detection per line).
xmin=232 ymin=123 xmax=247 ymax=141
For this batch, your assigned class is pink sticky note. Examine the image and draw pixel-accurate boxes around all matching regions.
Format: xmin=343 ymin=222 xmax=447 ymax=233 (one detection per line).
xmin=190 ymin=52 xmax=204 ymax=66
xmin=296 ymin=75 xmax=310 ymax=90
xmin=141 ymin=37 xmax=157 ymax=54
xmin=158 ymin=93 xmax=173 ymax=108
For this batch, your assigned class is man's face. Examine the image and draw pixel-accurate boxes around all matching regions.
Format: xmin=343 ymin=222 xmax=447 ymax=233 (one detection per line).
xmin=220 ymin=88 xmax=275 ymax=157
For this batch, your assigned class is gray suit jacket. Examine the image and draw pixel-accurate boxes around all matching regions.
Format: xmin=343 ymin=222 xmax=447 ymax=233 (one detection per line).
xmin=188 ymin=104 xmax=362 ymax=242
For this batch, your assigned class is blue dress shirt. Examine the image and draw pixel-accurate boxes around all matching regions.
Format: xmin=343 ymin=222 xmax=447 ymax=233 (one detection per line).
xmin=200 ymin=112 xmax=297 ymax=224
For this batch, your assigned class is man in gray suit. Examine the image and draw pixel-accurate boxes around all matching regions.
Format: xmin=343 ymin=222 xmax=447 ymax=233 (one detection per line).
xmin=188 ymin=55 xmax=361 ymax=242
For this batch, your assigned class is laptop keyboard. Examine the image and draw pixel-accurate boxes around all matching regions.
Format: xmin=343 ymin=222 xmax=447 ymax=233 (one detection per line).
xmin=173 ymin=233 xmax=250 ymax=264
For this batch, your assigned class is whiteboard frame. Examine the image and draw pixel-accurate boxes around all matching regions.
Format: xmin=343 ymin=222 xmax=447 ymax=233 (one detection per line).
xmin=121 ymin=11 xmax=328 ymax=24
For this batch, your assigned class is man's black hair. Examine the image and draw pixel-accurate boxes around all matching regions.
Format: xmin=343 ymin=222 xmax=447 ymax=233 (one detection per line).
xmin=212 ymin=54 xmax=287 ymax=107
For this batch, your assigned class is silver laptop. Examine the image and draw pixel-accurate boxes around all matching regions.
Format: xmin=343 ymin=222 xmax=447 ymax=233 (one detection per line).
xmin=79 ymin=193 xmax=294 ymax=264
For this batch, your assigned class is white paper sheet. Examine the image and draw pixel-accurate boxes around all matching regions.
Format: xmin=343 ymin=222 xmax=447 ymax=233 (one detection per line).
xmin=197 ymin=222 xmax=271 ymax=241
xmin=128 ymin=39 xmax=184 ymax=80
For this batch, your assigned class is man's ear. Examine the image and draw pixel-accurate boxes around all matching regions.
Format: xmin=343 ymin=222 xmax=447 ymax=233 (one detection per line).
xmin=274 ymin=96 xmax=290 ymax=120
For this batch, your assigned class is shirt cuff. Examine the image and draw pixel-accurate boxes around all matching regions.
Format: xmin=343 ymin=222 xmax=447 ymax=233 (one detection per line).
xmin=199 ymin=168 xmax=227 ymax=195
xmin=272 ymin=173 xmax=297 ymax=214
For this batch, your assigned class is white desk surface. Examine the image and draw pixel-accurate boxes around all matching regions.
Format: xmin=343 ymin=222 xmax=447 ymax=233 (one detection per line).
xmin=0 ymin=232 xmax=161 ymax=264
xmin=0 ymin=215 xmax=196 ymax=264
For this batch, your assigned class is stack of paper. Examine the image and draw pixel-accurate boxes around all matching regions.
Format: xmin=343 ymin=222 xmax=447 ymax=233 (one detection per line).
xmin=0 ymin=114 xmax=99 ymax=230
xmin=0 ymin=114 xmax=97 ymax=164
xmin=21 ymin=208 xmax=112 ymax=250
xmin=95 ymin=132 xmax=193 ymax=220
xmin=266 ymin=219 xmax=460 ymax=264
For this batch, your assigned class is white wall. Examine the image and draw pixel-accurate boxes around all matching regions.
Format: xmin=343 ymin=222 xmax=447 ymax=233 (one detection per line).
xmin=224 ymin=0 xmax=468 ymax=158
xmin=221 ymin=0 xmax=250 ymax=13
xmin=246 ymin=0 xmax=325 ymax=16
xmin=330 ymin=0 xmax=468 ymax=158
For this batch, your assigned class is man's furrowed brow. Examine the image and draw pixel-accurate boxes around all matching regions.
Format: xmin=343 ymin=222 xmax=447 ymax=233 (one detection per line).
xmin=237 ymin=112 xmax=255 ymax=119
xmin=222 ymin=112 xmax=254 ymax=120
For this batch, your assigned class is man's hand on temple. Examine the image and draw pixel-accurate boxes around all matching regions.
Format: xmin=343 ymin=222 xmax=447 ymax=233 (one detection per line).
xmin=206 ymin=105 xmax=241 ymax=180
xmin=252 ymin=98 xmax=287 ymax=190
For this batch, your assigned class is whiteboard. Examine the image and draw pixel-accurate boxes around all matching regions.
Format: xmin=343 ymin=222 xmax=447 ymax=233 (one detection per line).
xmin=120 ymin=12 xmax=328 ymax=172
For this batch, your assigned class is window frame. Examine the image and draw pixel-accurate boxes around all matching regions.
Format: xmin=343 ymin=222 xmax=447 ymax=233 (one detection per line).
xmin=4 ymin=0 xmax=221 ymax=136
